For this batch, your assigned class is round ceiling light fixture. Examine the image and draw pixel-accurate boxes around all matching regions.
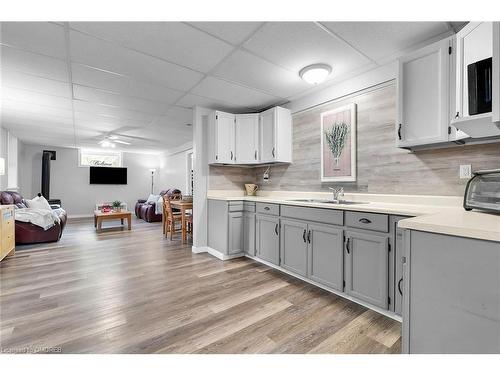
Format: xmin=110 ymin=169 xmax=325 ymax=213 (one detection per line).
xmin=299 ymin=64 xmax=332 ymax=85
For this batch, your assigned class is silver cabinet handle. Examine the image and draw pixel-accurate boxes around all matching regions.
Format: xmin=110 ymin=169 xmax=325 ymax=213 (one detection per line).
xmin=264 ymin=206 xmax=270 ymax=211
xmin=346 ymin=238 xmax=350 ymax=254
xmin=254 ymin=150 xmax=257 ymax=160
xmin=275 ymin=223 xmax=279 ymax=235
xmin=398 ymin=278 xmax=403 ymax=296
xmin=302 ymin=229 xmax=307 ymax=243
xmin=359 ymin=218 xmax=372 ymax=224
xmin=230 ymin=151 xmax=233 ymax=160
xmin=271 ymin=147 xmax=275 ymax=158
xmin=307 ymin=230 xmax=311 ymax=243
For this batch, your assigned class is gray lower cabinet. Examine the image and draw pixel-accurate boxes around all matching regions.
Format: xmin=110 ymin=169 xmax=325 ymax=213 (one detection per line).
xmin=280 ymin=219 xmax=308 ymax=276
xmin=255 ymin=214 xmax=280 ymax=265
xmin=403 ymin=230 xmax=500 ymax=354
xmin=243 ymin=211 xmax=255 ymax=256
xmin=228 ymin=212 xmax=244 ymax=255
xmin=344 ymin=229 xmax=389 ymax=309
xmin=208 ymin=199 xmax=245 ymax=256
xmin=308 ymin=223 xmax=344 ymax=292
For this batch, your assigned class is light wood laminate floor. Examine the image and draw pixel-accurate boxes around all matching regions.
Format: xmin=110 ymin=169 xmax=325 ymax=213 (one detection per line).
xmin=0 ymin=218 xmax=401 ymax=354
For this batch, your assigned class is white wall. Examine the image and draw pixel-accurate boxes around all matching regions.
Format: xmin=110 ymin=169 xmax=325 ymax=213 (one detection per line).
xmin=158 ymin=142 xmax=193 ymax=194
xmin=0 ymin=126 xmax=7 ymax=190
xmin=20 ymin=144 xmax=162 ymax=217
xmin=0 ymin=127 xmax=22 ymax=191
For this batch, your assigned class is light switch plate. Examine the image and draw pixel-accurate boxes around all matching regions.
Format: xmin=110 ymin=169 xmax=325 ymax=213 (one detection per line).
xmin=460 ymin=164 xmax=472 ymax=179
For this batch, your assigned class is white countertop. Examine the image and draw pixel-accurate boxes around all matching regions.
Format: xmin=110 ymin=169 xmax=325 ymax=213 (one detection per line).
xmin=207 ymin=190 xmax=500 ymax=242
xmin=398 ymin=209 xmax=500 ymax=242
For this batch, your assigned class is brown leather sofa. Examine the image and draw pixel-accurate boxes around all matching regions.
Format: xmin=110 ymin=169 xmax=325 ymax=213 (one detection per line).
xmin=135 ymin=189 xmax=181 ymax=223
xmin=0 ymin=191 xmax=67 ymax=245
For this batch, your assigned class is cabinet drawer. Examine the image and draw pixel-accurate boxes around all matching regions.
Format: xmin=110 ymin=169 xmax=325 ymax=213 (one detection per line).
xmin=256 ymin=202 xmax=280 ymax=216
xmin=345 ymin=211 xmax=388 ymax=232
xmin=243 ymin=202 xmax=256 ymax=212
xmin=281 ymin=205 xmax=343 ymax=226
xmin=228 ymin=201 xmax=244 ymax=212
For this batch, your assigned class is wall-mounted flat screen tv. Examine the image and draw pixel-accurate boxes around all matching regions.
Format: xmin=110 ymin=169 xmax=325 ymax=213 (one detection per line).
xmin=89 ymin=166 xmax=127 ymax=184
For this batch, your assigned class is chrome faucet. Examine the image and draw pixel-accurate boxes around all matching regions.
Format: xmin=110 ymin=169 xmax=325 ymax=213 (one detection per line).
xmin=328 ymin=187 xmax=344 ymax=202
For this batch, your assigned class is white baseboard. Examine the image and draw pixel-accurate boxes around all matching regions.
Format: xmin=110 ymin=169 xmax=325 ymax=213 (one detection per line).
xmin=67 ymin=214 xmax=93 ymax=220
xmin=191 ymin=245 xmax=208 ymax=254
xmin=193 ymin=245 xmax=244 ymax=261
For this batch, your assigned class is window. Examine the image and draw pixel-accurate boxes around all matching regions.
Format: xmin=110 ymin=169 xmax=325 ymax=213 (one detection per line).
xmin=79 ymin=149 xmax=122 ymax=167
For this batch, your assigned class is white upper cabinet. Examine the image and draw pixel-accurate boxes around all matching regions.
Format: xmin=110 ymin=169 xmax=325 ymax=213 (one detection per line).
xmin=235 ymin=113 xmax=259 ymax=164
xmin=209 ymin=106 xmax=292 ymax=165
xmin=396 ymin=37 xmax=453 ymax=148
xmin=454 ymin=22 xmax=493 ymax=121
xmin=208 ymin=110 xmax=235 ymax=164
xmin=494 ymin=22 xmax=500 ymax=123
xmin=259 ymin=106 xmax=292 ymax=163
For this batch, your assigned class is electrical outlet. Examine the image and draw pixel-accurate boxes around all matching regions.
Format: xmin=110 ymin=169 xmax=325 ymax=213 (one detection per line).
xmin=460 ymin=164 xmax=472 ymax=179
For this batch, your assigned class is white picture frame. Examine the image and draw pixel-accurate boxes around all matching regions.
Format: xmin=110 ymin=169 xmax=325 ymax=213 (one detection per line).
xmin=320 ymin=103 xmax=357 ymax=182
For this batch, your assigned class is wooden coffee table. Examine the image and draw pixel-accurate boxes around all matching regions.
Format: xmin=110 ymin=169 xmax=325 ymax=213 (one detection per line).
xmin=94 ymin=210 xmax=132 ymax=233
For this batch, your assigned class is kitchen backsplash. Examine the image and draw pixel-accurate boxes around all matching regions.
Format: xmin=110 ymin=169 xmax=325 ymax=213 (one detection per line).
xmin=208 ymin=82 xmax=500 ymax=196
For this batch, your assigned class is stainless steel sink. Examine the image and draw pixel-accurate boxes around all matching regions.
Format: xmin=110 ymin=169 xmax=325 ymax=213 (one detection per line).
xmin=287 ymin=199 xmax=367 ymax=205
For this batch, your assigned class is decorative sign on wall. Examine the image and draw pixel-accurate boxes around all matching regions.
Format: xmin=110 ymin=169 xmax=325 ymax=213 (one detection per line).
xmin=79 ymin=150 xmax=122 ymax=167
xmin=320 ymin=103 xmax=357 ymax=182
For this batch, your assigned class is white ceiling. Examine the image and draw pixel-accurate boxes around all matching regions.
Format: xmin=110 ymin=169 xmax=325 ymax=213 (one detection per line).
xmin=0 ymin=21 xmax=463 ymax=153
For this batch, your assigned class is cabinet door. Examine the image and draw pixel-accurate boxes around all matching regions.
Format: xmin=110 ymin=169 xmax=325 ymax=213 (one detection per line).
xmin=493 ymin=22 xmax=500 ymax=123
xmin=397 ymin=37 xmax=452 ymax=147
xmin=280 ymin=219 xmax=308 ymax=276
xmin=456 ymin=22 xmax=493 ymax=119
xmin=344 ymin=230 xmax=389 ymax=309
xmin=307 ymin=223 xmax=344 ymax=292
xmin=228 ymin=212 xmax=244 ymax=255
xmin=235 ymin=114 xmax=259 ymax=164
xmin=259 ymin=108 xmax=276 ymax=162
xmin=243 ymin=212 xmax=255 ymax=256
xmin=215 ymin=111 xmax=235 ymax=163
xmin=255 ymin=214 xmax=280 ymax=265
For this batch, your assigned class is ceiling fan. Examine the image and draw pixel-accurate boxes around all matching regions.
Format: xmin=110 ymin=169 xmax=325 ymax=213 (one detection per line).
xmin=98 ymin=135 xmax=131 ymax=148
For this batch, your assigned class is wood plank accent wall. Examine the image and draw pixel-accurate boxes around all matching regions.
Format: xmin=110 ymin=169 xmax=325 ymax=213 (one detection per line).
xmin=209 ymin=82 xmax=500 ymax=196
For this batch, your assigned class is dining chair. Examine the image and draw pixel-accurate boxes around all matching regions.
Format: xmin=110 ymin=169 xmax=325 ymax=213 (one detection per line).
xmin=163 ymin=195 xmax=183 ymax=240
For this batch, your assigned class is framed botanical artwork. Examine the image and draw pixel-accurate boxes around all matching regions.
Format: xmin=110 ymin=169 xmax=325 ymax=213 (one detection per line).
xmin=320 ymin=103 xmax=357 ymax=182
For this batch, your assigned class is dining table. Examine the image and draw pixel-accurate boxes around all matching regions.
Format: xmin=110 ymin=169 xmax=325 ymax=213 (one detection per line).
xmin=169 ymin=200 xmax=193 ymax=243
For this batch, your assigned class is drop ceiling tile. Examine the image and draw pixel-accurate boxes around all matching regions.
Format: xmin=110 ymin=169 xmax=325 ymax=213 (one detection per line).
xmin=1 ymin=87 xmax=73 ymax=110
xmin=1 ymin=98 xmax=73 ymax=120
xmin=243 ymin=22 xmax=371 ymax=80
xmin=187 ymin=22 xmax=264 ymax=45
xmin=69 ymin=30 xmax=203 ymax=91
xmin=321 ymin=22 xmax=450 ymax=62
xmin=1 ymin=112 xmax=73 ymax=130
xmin=0 ymin=22 xmax=66 ymax=59
xmin=72 ymin=100 xmax=155 ymax=123
xmin=1 ymin=70 xmax=71 ymax=98
xmin=191 ymin=76 xmax=281 ymax=109
xmin=71 ymin=64 xmax=183 ymax=104
xmin=72 ymin=84 xmax=170 ymax=115
xmin=1 ymin=45 xmax=69 ymax=82
xmin=70 ymin=22 xmax=234 ymax=73
xmin=176 ymin=93 xmax=250 ymax=112
xmin=120 ymin=127 xmax=191 ymax=147
xmin=212 ymin=50 xmax=310 ymax=98
xmin=74 ymin=111 xmax=147 ymax=129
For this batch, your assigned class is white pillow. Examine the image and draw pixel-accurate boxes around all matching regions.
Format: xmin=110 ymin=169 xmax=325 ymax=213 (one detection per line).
xmin=146 ymin=194 xmax=160 ymax=204
xmin=25 ymin=195 xmax=52 ymax=211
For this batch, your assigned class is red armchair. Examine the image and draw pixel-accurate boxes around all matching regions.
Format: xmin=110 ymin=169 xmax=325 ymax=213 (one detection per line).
xmin=0 ymin=191 xmax=67 ymax=245
xmin=135 ymin=189 xmax=181 ymax=223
